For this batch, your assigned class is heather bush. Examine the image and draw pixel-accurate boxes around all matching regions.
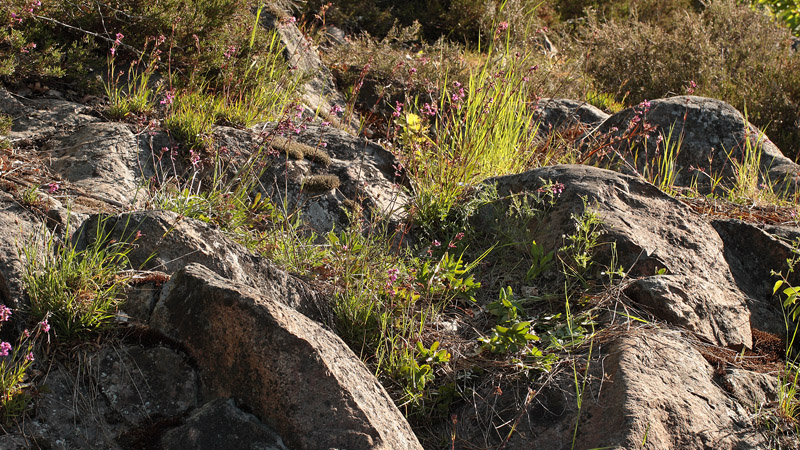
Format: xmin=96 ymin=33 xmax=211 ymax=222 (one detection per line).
xmin=580 ymin=0 xmax=800 ymax=157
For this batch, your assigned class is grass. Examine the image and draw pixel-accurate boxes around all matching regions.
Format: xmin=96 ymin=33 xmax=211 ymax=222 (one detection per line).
xmin=20 ymin=222 xmax=134 ymax=341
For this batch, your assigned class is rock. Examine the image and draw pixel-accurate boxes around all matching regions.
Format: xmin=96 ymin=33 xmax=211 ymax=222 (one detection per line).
xmin=570 ymin=328 xmax=766 ymax=449
xmin=160 ymin=398 xmax=289 ymax=450
xmin=25 ymin=344 xmax=197 ymax=448
xmin=73 ymin=210 xmax=330 ymax=323
xmin=0 ymin=195 xmax=46 ymax=312
xmin=150 ymin=263 xmax=423 ymax=450
xmin=711 ymin=219 xmax=798 ymax=336
xmin=258 ymin=9 xmax=356 ymax=130
xmin=0 ymin=89 xmax=98 ymax=142
xmin=287 ymin=124 xmax=408 ymax=227
xmin=625 ymin=275 xmax=749 ymax=346
xmin=30 ymin=361 xmax=123 ymax=449
xmin=534 ymin=98 xmax=609 ymax=137
xmin=45 ymin=122 xmax=158 ymax=206
xmin=99 ymin=345 xmax=197 ymax=425
xmin=454 ymin=328 xmax=767 ymax=449
xmin=482 ymin=164 xmax=751 ymax=348
xmin=217 ymin=123 xmax=407 ymax=234
xmin=586 ymin=96 xmax=800 ymax=194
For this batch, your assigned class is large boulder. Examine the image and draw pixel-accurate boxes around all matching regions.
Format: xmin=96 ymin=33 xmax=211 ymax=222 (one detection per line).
xmin=150 ymin=263 xmax=423 ymax=450
xmin=454 ymin=328 xmax=768 ymax=449
xmin=21 ymin=343 xmax=198 ymax=449
xmin=0 ymin=89 xmax=98 ymax=143
xmin=0 ymin=195 xmax=46 ymax=312
xmin=216 ymin=123 xmax=407 ymax=234
xmin=585 ymin=96 xmax=800 ymax=194
xmin=482 ymin=164 xmax=753 ymax=348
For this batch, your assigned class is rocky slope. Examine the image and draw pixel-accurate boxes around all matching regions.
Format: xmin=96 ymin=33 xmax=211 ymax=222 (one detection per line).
xmin=1 ymin=15 xmax=799 ymax=450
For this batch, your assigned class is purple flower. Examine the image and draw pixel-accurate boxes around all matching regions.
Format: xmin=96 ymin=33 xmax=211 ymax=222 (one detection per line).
xmin=330 ymin=104 xmax=344 ymax=116
xmin=47 ymin=182 xmax=59 ymax=194
xmin=160 ymin=90 xmax=175 ymax=106
xmin=39 ymin=319 xmax=50 ymax=333
xmin=0 ymin=342 xmax=11 ymax=357
xmin=25 ymin=352 xmax=34 ymax=362
xmin=0 ymin=305 xmax=11 ymax=322
xmin=421 ymin=103 xmax=438 ymax=117
xmin=432 ymin=240 xmax=441 ymax=247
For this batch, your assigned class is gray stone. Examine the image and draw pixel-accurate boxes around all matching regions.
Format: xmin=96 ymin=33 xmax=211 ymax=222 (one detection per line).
xmin=534 ymin=98 xmax=609 ymax=136
xmin=484 ymin=164 xmax=752 ymax=348
xmin=160 ymin=398 xmax=289 ymax=450
xmin=45 ymin=122 xmax=155 ymax=206
xmin=99 ymin=345 xmax=197 ymax=425
xmin=151 ymin=263 xmax=423 ymax=450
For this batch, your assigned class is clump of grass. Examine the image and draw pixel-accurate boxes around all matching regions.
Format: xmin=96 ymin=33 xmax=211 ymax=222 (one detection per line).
xmin=397 ymin=28 xmax=555 ymax=230
xmin=104 ymin=34 xmax=164 ymax=119
xmin=0 ymin=114 xmax=11 ymax=135
xmin=20 ymin=224 xmax=134 ymax=341
xmin=163 ymin=90 xmax=218 ymax=151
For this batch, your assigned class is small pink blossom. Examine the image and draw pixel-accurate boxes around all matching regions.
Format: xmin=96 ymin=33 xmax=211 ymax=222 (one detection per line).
xmin=432 ymin=240 xmax=441 ymax=247
xmin=421 ymin=103 xmax=438 ymax=117
xmin=0 ymin=305 xmax=11 ymax=322
xmin=47 ymin=182 xmax=59 ymax=193
xmin=39 ymin=319 xmax=49 ymax=333
xmin=25 ymin=352 xmax=34 ymax=362
xmin=0 ymin=342 xmax=11 ymax=357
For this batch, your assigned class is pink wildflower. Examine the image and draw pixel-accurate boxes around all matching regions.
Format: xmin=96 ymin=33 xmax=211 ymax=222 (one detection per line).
xmin=0 ymin=305 xmax=11 ymax=322
xmin=39 ymin=319 xmax=49 ymax=333
xmin=0 ymin=342 xmax=11 ymax=357
xmin=25 ymin=352 xmax=34 ymax=362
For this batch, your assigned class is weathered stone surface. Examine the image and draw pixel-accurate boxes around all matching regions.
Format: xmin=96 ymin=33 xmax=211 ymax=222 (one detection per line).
xmin=289 ymin=124 xmax=408 ymax=226
xmin=0 ymin=88 xmax=98 ymax=142
xmin=73 ymin=210 xmax=330 ymax=323
xmin=28 ymin=364 xmax=122 ymax=449
xmin=454 ymin=328 xmax=767 ymax=449
xmin=534 ymin=98 xmax=609 ymax=136
xmin=484 ymin=164 xmax=752 ymax=348
xmin=150 ymin=263 xmax=423 ymax=450
xmin=161 ymin=398 xmax=289 ymax=450
xmin=217 ymin=123 xmax=407 ymax=233
xmin=45 ymin=122 xmax=153 ymax=206
xmin=625 ymin=275 xmax=749 ymax=346
xmin=99 ymin=345 xmax=197 ymax=425
xmin=0 ymin=195 xmax=46 ymax=312
xmin=587 ymin=96 xmax=800 ymax=193
xmin=712 ymin=219 xmax=798 ymax=336
xmin=571 ymin=328 xmax=766 ymax=449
